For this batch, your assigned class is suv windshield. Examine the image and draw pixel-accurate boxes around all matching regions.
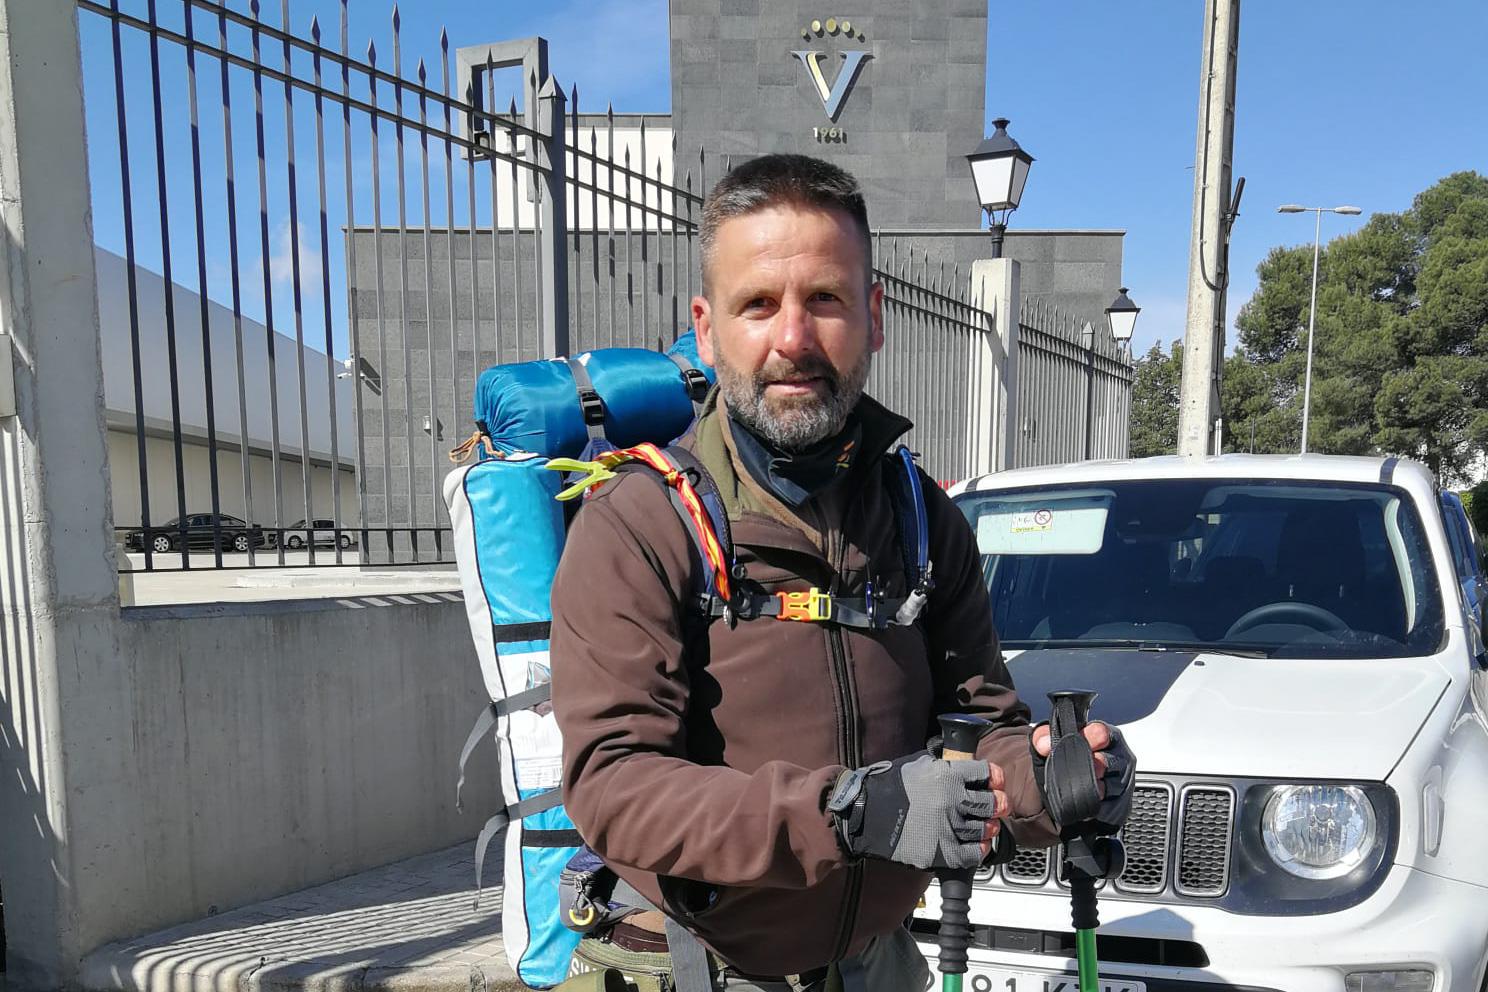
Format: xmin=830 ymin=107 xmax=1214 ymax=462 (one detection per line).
xmin=955 ymin=478 xmax=1445 ymax=659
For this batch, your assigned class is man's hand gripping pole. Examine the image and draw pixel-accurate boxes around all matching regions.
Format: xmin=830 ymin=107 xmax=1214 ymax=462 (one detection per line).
xmin=1043 ymin=691 xmax=1126 ymax=992
xmin=936 ymin=713 xmax=993 ymax=992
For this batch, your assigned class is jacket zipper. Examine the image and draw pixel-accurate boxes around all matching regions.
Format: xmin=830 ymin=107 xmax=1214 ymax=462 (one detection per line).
xmin=824 ymin=499 xmax=864 ymax=964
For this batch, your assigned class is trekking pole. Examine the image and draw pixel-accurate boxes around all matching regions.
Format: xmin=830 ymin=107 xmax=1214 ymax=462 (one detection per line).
xmin=936 ymin=713 xmax=992 ymax=992
xmin=1043 ymin=691 xmax=1125 ymax=992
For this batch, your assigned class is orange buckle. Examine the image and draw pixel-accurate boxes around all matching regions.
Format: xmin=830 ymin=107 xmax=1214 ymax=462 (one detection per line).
xmin=776 ymin=588 xmax=832 ymax=622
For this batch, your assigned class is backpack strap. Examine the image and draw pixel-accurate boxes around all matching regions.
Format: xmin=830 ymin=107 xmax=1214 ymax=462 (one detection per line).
xmin=566 ymin=356 xmax=609 ymax=447
xmin=885 ymin=445 xmax=935 ymax=626
xmin=667 ymin=352 xmax=712 ymax=418
xmin=471 ymin=787 xmax=570 ymax=905
xmin=549 ymin=442 xmax=737 ymax=609
xmin=653 ymin=444 xmax=735 ymax=612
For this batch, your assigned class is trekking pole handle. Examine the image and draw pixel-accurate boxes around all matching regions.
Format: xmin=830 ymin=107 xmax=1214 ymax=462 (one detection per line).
xmin=1044 ymin=690 xmax=1101 ymax=828
xmin=935 ymin=714 xmax=992 ymax=978
xmin=1047 ymin=689 xmax=1096 ymax=743
xmin=939 ymin=713 xmax=990 ymax=762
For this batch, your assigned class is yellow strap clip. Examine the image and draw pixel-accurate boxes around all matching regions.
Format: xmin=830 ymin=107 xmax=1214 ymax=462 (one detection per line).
xmin=544 ymin=457 xmax=618 ymax=501
xmin=567 ymin=904 xmax=597 ymax=928
xmin=776 ymin=588 xmax=833 ymax=622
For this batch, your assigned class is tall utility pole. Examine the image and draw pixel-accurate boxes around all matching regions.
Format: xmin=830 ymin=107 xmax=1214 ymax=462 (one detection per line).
xmin=1177 ymin=0 xmax=1239 ymax=457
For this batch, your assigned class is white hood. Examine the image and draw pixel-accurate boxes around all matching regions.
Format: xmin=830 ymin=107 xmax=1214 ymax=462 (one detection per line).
xmin=1006 ymin=649 xmax=1451 ymax=780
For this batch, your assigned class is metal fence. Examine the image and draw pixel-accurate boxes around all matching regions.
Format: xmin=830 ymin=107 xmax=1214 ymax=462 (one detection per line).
xmin=80 ymin=0 xmax=574 ymax=570
xmin=870 ymin=238 xmax=993 ymax=485
xmin=1015 ymin=296 xmax=1134 ymax=467
xmin=78 ymin=0 xmax=1094 ymax=574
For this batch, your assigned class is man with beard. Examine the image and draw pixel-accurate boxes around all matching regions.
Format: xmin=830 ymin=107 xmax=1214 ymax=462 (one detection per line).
xmin=549 ymin=154 xmax=1129 ymax=991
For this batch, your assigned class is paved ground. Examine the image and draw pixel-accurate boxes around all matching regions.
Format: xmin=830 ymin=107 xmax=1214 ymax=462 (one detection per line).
xmin=80 ymin=844 xmax=525 ymax=992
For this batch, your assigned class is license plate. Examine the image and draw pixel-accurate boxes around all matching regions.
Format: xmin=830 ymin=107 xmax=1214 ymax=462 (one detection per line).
xmin=962 ymin=965 xmax=1146 ymax=992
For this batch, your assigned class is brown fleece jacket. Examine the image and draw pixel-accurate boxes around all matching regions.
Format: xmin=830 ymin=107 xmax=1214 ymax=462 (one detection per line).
xmin=549 ymin=390 xmax=1057 ymax=976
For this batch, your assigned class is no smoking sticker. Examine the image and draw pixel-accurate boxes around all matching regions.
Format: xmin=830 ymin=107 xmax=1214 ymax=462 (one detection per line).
xmin=1010 ymin=508 xmax=1055 ymax=534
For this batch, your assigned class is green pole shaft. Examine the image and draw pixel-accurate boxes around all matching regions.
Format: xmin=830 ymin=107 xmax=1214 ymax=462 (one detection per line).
xmin=1076 ymin=928 xmax=1099 ymax=992
xmin=942 ymin=974 xmax=964 ymax=992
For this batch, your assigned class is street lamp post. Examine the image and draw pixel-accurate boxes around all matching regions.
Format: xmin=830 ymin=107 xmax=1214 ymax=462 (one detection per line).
xmin=1277 ymin=203 xmax=1362 ymax=453
xmin=966 ymin=118 xmax=1034 ymax=258
xmin=1083 ymin=288 xmax=1141 ymax=459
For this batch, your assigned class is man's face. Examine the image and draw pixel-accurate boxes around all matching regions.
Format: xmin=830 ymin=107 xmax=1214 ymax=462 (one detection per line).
xmin=693 ymin=204 xmax=884 ymax=451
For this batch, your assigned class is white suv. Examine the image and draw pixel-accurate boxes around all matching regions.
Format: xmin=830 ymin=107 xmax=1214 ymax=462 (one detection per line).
xmin=918 ymin=454 xmax=1488 ymax=992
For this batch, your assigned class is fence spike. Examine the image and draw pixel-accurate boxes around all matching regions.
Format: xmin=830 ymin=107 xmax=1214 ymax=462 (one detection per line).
xmin=417 ymin=57 xmax=426 ymax=83
xmin=391 ymin=3 xmax=399 ymax=31
xmin=250 ymin=0 xmax=260 ymax=16
xmin=508 ymin=95 xmax=518 ymax=118
xmin=310 ymin=13 xmax=320 ymax=40
xmin=571 ymin=82 xmax=579 ymax=114
xmin=440 ymin=25 xmax=448 ymax=50
xmin=367 ymin=39 xmax=377 ymax=63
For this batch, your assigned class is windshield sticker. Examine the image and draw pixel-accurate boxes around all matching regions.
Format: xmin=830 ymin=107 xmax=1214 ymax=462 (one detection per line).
xmin=1010 ymin=508 xmax=1055 ymax=533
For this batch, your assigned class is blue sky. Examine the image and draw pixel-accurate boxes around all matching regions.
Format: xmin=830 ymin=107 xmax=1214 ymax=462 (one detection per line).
xmin=79 ymin=0 xmax=1488 ymax=357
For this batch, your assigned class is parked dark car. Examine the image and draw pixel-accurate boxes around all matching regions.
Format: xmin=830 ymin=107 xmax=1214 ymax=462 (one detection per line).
xmin=281 ymin=518 xmax=355 ymax=550
xmin=123 ymin=513 xmax=266 ymax=554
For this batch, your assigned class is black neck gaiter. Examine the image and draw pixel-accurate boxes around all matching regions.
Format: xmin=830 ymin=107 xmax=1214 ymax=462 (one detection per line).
xmin=728 ymin=411 xmax=862 ymax=508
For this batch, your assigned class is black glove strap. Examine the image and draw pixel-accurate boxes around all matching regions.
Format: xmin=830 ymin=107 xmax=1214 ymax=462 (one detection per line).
xmin=1042 ymin=696 xmax=1102 ymax=829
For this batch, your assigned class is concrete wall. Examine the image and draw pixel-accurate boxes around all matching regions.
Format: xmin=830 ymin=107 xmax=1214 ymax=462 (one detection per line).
xmin=48 ymin=595 xmax=495 ymax=961
xmin=670 ymin=0 xmax=988 ymax=229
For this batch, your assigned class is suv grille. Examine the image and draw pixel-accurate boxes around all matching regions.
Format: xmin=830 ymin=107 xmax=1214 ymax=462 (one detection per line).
xmin=1002 ymin=845 xmax=1051 ymax=885
xmin=1176 ymin=786 xmax=1234 ymax=896
xmin=1113 ymin=784 xmax=1173 ymax=894
xmin=990 ymin=777 xmax=1234 ymax=903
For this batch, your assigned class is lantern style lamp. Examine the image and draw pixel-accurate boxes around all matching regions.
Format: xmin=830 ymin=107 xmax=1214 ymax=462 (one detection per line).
xmin=1106 ymin=287 xmax=1141 ymax=347
xmin=966 ymin=117 xmax=1035 ymax=259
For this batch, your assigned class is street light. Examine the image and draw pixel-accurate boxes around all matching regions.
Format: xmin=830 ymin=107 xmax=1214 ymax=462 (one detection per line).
xmin=966 ymin=118 xmax=1034 ymax=259
xmin=1277 ymin=203 xmax=1363 ymax=453
xmin=1106 ymin=287 xmax=1141 ymax=349
xmin=1082 ymin=288 xmax=1140 ymax=459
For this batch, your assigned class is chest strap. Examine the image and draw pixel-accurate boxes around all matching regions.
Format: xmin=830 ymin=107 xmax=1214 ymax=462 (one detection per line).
xmin=701 ymin=586 xmax=919 ymax=630
xmin=550 ymin=442 xmax=933 ymax=631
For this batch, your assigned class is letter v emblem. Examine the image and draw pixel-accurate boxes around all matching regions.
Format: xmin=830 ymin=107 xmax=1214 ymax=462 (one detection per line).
xmin=790 ymin=50 xmax=873 ymax=123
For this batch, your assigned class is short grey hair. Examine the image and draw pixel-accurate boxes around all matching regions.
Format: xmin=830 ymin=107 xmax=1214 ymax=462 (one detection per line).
xmin=698 ymin=154 xmax=873 ymax=297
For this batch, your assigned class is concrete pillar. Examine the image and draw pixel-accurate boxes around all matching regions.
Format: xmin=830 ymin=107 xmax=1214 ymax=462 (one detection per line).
xmin=1176 ymin=0 xmax=1239 ymax=457
xmin=534 ymin=75 xmax=569 ymax=358
xmin=972 ymin=258 xmax=1020 ymax=473
xmin=0 ymin=1 xmax=119 ymax=987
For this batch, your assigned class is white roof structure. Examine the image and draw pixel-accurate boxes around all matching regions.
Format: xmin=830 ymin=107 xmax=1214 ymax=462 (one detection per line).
xmin=94 ymin=247 xmax=355 ymax=468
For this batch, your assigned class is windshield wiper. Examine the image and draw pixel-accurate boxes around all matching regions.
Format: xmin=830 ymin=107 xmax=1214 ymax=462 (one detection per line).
xmin=1137 ymin=640 xmax=1272 ymax=659
xmin=1005 ymin=638 xmax=1272 ymax=658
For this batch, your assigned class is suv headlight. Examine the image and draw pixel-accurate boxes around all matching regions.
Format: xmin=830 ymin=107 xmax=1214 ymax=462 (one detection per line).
xmin=1262 ymin=784 xmax=1377 ymax=879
